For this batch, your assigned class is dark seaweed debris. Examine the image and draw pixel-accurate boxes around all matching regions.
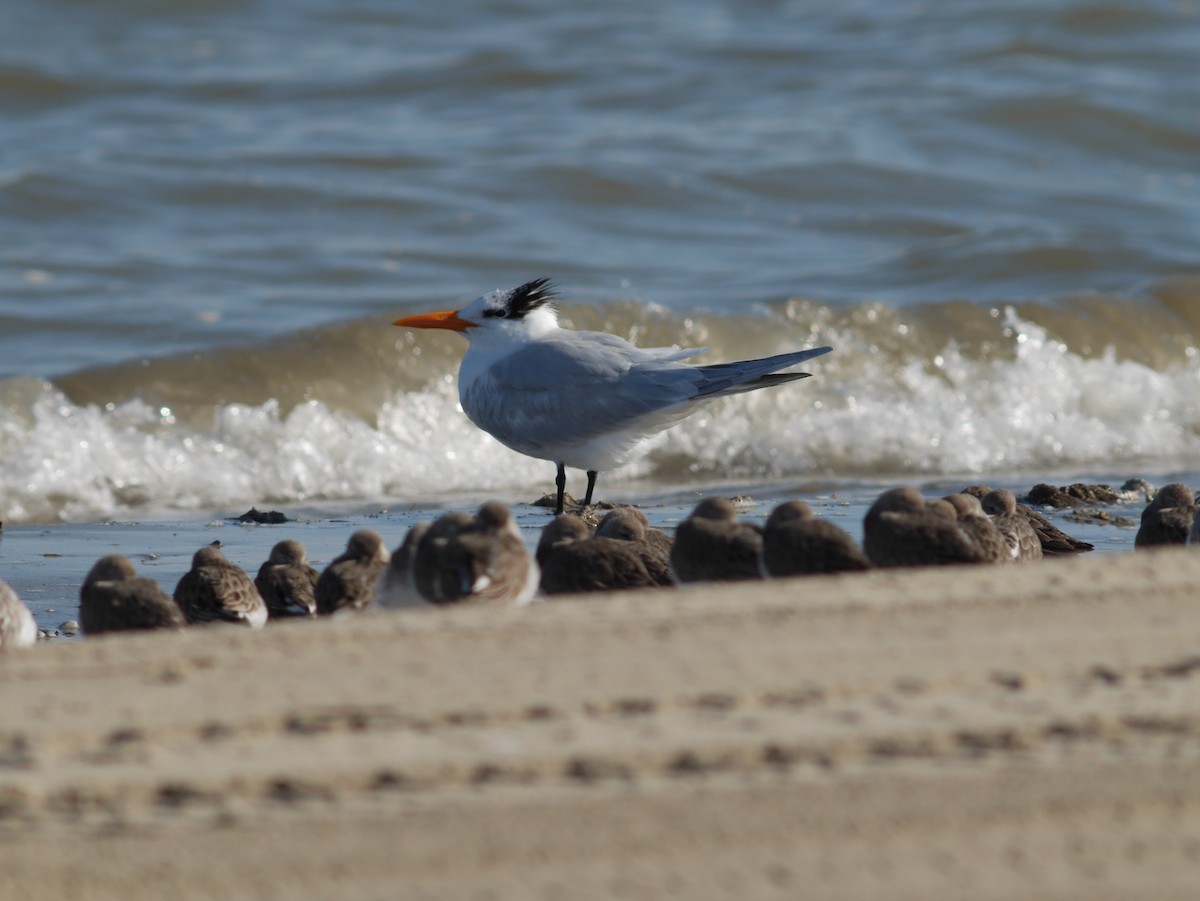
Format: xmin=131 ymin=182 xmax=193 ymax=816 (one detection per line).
xmin=235 ymin=508 xmax=289 ymax=524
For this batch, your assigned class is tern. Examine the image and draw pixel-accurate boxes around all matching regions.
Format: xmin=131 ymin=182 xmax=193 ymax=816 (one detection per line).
xmin=394 ymin=278 xmax=833 ymax=514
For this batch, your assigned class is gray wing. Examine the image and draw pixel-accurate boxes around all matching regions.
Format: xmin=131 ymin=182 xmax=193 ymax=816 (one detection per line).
xmin=461 ymin=333 xmax=711 ymax=457
xmin=461 ymin=332 xmax=830 ymax=458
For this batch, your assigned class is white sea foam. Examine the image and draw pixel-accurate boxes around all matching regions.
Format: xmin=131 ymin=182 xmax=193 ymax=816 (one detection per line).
xmin=661 ymin=308 xmax=1200 ymax=478
xmin=2 ymin=310 xmax=1199 ymax=523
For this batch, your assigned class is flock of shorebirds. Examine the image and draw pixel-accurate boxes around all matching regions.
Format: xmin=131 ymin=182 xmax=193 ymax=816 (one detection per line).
xmin=0 ymin=481 xmax=1196 ymax=650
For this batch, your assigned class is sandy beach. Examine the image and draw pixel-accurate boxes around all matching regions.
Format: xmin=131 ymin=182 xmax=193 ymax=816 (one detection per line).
xmin=3 ymin=544 xmax=1199 ymax=899
xmin=6 ymin=0 xmax=1200 ymax=896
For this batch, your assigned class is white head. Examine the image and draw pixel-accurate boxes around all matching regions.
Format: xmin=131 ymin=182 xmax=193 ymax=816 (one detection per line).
xmin=393 ymin=278 xmax=560 ymax=343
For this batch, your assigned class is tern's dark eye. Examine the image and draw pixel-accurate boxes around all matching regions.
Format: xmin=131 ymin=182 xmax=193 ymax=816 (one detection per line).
xmin=482 ymin=308 xmax=506 ymax=319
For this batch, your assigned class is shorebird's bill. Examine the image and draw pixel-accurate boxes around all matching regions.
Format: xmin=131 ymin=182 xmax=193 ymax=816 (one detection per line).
xmin=393 ymin=310 xmax=474 ymax=332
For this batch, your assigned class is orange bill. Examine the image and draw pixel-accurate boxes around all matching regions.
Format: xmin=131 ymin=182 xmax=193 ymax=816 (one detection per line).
xmin=392 ymin=309 xmax=474 ymax=332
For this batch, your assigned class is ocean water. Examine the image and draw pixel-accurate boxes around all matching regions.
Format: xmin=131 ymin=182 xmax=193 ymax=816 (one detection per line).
xmin=2 ymin=0 xmax=1200 ymax=524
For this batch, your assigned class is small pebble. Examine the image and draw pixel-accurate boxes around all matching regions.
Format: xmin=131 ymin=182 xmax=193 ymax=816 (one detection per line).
xmin=59 ymin=620 xmax=79 ymax=635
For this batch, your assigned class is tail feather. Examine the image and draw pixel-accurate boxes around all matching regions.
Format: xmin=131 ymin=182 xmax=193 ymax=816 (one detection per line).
xmin=691 ymin=346 xmax=832 ymax=400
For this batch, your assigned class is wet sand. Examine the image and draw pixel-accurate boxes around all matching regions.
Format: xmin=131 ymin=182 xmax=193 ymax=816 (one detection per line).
xmin=2 ymin=545 xmax=1199 ymax=899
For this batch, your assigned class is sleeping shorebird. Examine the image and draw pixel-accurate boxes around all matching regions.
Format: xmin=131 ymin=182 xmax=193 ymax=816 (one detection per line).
xmin=414 ymin=503 xmax=538 ymax=606
xmin=941 ymin=493 xmax=1009 ymax=564
xmin=863 ymin=487 xmax=996 ymax=568
xmin=670 ymin=497 xmax=764 ymax=583
xmin=174 ymin=545 xmax=267 ymax=628
xmin=537 ymin=514 xmax=659 ymax=595
xmin=594 ymin=506 xmax=675 ymax=586
xmin=412 ymin=513 xmax=476 ymax=604
xmin=975 ymin=488 xmax=1043 ymax=562
xmin=315 ymin=530 xmax=389 ymax=615
xmin=254 ymin=540 xmax=319 ymax=619
xmin=80 ymin=555 xmax=186 ymax=634
xmin=1136 ymin=482 xmax=1196 ymax=548
xmin=961 ymin=485 xmax=1092 ymax=556
xmin=394 ymin=279 xmax=832 ymax=514
xmin=760 ymin=500 xmax=872 ymax=577
xmin=0 ymin=577 xmax=37 ymax=649
xmin=375 ymin=522 xmax=432 ymax=610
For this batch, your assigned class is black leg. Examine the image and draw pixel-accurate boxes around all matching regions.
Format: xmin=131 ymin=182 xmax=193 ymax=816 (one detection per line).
xmin=555 ymin=463 xmax=567 ymax=516
xmin=584 ymin=470 xmax=598 ymax=507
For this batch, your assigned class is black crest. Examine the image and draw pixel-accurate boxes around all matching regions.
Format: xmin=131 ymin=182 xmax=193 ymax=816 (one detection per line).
xmin=506 ymin=277 xmax=557 ymax=318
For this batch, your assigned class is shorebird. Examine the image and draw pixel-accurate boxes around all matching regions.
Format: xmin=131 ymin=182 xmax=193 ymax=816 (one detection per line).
xmin=394 ymin=279 xmax=833 ymax=514
xmin=315 ymin=530 xmax=389 ymax=615
xmin=0 ymin=577 xmax=37 ymax=649
xmin=413 ymin=503 xmax=538 ymax=605
xmin=594 ymin=506 xmax=675 ymax=586
xmin=973 ymin=489 xmax=1043 ymax=562
xmin=670 ymin=497 xmax=764 ymax=583
xmin=863 ymin=487 xmax=995 ymax=568
xmin=375 ymin=522 xmax=432 ymax=609
xmin=538 ymin=514 xmax=659 ymax=595
xmin=941 ymin=493 xmax=1009 ymax=564
xmin=412 ymin=512 xmax=475 ymax=603
xmin=1136 ymin=483 xmax=1195 ymax=548
xmin=961 ymin=485 xmax=1092 ymax=556
xmin=254 ymin=540 xmax=319 ymax=619
xmin=760 ymin=500 xmax=872 ymax=577
xmin=174 ymin=546 xmax=267 ymax=628
xmin=80 ymin=555 xmax=186 ymax=634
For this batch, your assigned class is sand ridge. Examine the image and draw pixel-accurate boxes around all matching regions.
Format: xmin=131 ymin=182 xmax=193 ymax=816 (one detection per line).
xmin=2 ymin=549 xmax=1200 ymax=898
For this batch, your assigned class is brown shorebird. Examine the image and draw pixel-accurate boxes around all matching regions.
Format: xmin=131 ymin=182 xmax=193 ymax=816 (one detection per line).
xmin=975 ymin=489 xmax=1043 ymax=562
xmin=760 ymin=500 xmax=872 ymax=577
xmin=315 ymin=530 xmax=389 ymax=615
xmin=412 ymin=512 xmax=475 ymax=603
xmin=863 ymin=487 xmax=996 ymax=568
xmin=670 ymin=497 xmax=764 ymax=583
xmin=1136 ymin=483 xmax=1196 ymax=548
xmin=941 ymin=493 xmax=1009 ymax=564
xmin=0 ymin=577 xmax=37 ymax=649
xmin=254 ymin=540 xmax=319 ymax=619
xmin=538 ymin=515 xmax=659 ymax=595
xmin=174 ymin=545 xmax=267 ymax=628
xmin=415 ymin=503 xmax=538 ymax=605
xmin=80 ymin=555 xmax=185 ymax=634
xmin=375 ymin=522 xmax=432 ymax=610
xmin=594 ymin=506 xmax=675 ymax=586
xmin=962 ymin=485 xmax=1092 ymax=556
